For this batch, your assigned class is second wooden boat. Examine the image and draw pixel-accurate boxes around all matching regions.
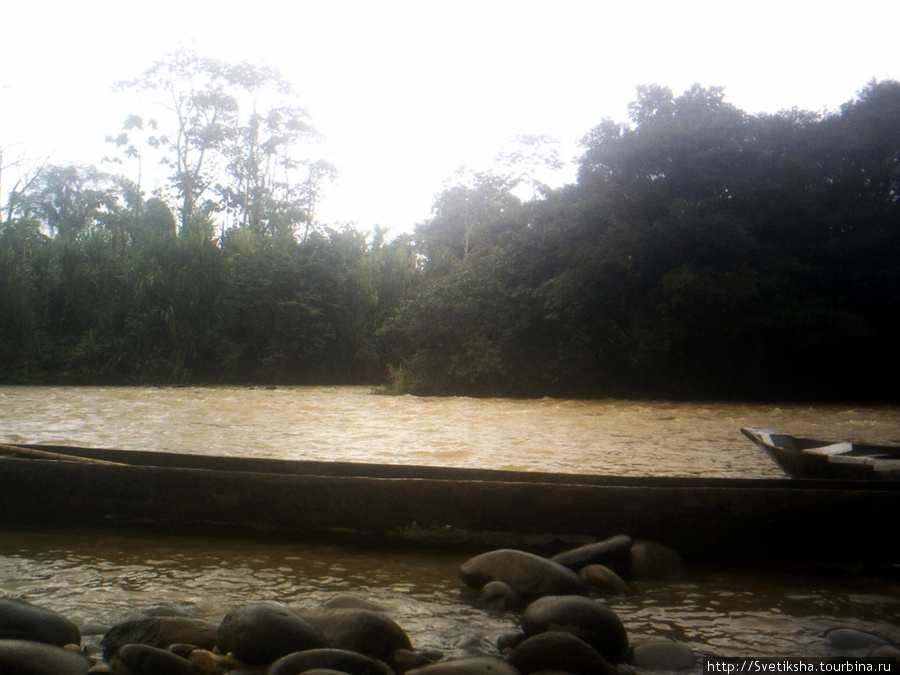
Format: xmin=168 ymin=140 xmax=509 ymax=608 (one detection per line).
xmin=741 ymin=427 xmax=900 ymax=480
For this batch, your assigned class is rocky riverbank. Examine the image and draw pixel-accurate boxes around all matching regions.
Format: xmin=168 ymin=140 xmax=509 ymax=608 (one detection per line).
xmin=2 ymin=536 xmax=897 ymax=674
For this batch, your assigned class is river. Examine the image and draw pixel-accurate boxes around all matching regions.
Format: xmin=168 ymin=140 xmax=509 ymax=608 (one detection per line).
xmin=1 ymin=386 xmax=898 ymax=666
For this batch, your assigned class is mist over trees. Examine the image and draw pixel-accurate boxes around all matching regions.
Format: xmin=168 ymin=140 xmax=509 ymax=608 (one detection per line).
xmin=1 ymin=50 xmax=898 ymax=401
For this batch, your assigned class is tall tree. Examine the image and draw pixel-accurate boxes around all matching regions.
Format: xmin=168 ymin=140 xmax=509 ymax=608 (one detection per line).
xmin=112 ymin=49 xmax=320 ymax=232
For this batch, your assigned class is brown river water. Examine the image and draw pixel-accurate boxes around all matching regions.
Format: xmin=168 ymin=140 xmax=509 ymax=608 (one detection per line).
xmin=1 ymin=386 xmax=899 ymax=666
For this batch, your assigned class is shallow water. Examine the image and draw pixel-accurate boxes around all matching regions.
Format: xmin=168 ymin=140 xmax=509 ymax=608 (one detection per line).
xmin=1 ymin=527 xmax=898 ymax=665
xmin=1 ymin=386 xmax=899 ymax=666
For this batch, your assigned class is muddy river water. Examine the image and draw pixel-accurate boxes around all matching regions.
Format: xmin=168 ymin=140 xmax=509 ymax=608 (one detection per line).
xmin=1 ymin=386 xmax=898 ymax=666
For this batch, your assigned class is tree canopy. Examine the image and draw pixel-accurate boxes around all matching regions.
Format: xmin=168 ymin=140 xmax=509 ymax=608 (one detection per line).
xmin=2 ymin=58 xmax=898 ymax=401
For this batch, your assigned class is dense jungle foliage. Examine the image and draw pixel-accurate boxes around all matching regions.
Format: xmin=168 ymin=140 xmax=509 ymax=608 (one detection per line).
xmin=1 ymin=52 xmax=898 ymax=400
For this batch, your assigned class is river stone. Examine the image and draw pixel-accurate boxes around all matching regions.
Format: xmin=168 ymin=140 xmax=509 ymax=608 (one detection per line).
xmin=551 ymin=535 xmax=633 ymax=573
xmin=522 ymin=595 xmax=628 ymax=663
xmin=187 ymin=648 xmax=243 ymax=674
xmin=321 ymin=594 xmax=387 ymax=612
xmin=869 ymin=645 xmax=900 ymax=658
xmin=101 ymin=616 xmax=217 ymax=659
xmin=506 ymin=631 xmax=614 ymax=675
xmin=0 ymin=638 xmax=92 ymax=675
xmin=393 ymin=647 xmax=438 ymax=673
xmin=481 ymin=581 xmax=523 ymax=610
xmin=267 ymin=647 xmax=395 ymax=675
xmin=578 ymin=565 xmax=630 ymax=596
xmin=406 ymin=656 xmax=521 ymax=675
xmin=0 ymin=597 xmax=82 ymax=647
xmin=625 ymin=540 xmax=685 ymax=580
xmin=459 ymin=549 xmax=588 ymax=600
xmin=110 ymin=643 xmax=200 ymax=675
xmin=630 ymin=640 xmax=696 ymax=670
xmin=217 ymin=602 xmax=328 ymax=665
xmin=301 ymin=608 xmax=413 ymax=662
xmin=824 ymin=628 xmax=888 ymax=651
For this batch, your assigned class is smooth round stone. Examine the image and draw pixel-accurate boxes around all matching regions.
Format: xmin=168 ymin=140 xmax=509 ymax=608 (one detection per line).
xmin=217 ymin=602 xmax=328 ymax=665
xmin=625 ymin=540 xmax=684 ymax=580
xmin=268 ymin=647 xmax=395 ymax=675
xmin=0 ymin=597 xmax=82 ymax=646
xmin=630 ymin=640 xmax=696 ymax=670
xmin=522 ymin=595 xmax=628 ymax=663
xmin=551 ymin=535 xmax=633 ymax=572
xmin=101 ymin=616 xmax=217 ymax=660
xmin=187 ymin=648 xmax=243 ymax=673
xmin=825 ymin=628 xmax=888 ymax=651
xmin=301 ymin=608 xmax=412 ymax=662
xmin=578 ymin=565 xmax=630 ymax=596
xmin=0 ymin=638 xmax=92 ymax=675
xmin=481 ymin=581 xmax=523 ymax=610
xmin=406 ymin=656 xmax=521 ymax=675
xmin=506 ymin=631 xmax=614 ymax=675
xmin=321 ymin=595 xmax=387 ymax=612
xmin=460 ymin=549 xmax=588 ymax=600
xmin=110 ymin=643 xmax=199 ymax=675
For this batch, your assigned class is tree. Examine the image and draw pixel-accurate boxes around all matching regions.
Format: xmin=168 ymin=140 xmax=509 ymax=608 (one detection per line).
xmin=496 ymin=134 xmax=565 ymax=200
xmin=220 ymin=104 xmax=321 ymax=238
xmin=10 ymin=164 xmax=124 ymax=238
xmin=112 ymin=49 xmax=320 ymax=233
xmin=416 ymin=168 xmax=521 ymax=274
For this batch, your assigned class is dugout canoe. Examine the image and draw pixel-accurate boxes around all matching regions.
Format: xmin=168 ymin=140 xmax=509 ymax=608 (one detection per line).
xmin=741 ymin=427 xmax=900 ymax=480
xmin=1 ymin=442 xmax=898 ymax=564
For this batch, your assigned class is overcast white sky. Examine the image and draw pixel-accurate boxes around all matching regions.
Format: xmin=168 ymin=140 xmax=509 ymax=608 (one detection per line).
xmin=2 ymin=0 xmax=898 ymax=232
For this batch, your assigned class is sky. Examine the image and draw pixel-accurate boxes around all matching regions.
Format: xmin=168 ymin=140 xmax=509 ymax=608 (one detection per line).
xmin=1 ymin=0 xmax=898 ymax=233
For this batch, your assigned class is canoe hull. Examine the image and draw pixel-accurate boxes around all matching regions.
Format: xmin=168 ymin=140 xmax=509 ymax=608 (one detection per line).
xmin=741 ymin=427 xmax=900 ymax=480
xmin=2 ymin=444 xmax=898 ymax=564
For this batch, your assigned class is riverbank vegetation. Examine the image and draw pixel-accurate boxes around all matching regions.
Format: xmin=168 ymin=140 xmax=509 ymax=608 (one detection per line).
xmin=1 ymin=51 xmax=898 ymax=400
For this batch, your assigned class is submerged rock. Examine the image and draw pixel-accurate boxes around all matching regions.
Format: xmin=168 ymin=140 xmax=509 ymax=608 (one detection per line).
xmin=825 ymin=628 xmax=888 ymax=651
xmin=630 ymin=640 xmax=696 ymax=670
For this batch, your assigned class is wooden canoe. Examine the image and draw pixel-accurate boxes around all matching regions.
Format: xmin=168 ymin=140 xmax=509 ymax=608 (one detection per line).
xmin=741 ymin=427 xmax=900 ymax=481
xmin=1 ymin=442 xmax=898 ymax=565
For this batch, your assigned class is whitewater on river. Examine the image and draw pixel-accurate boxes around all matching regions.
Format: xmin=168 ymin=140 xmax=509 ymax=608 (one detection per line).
xmin=1 ymin=386 xmax=898 ymax=665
